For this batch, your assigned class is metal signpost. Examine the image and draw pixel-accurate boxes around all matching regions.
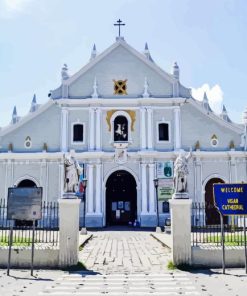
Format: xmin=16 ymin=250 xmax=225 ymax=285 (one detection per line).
xmin=213 ymin=183 xmax=247 ymax=274
xmin=7 ymin=187 xmax=42 ymax=276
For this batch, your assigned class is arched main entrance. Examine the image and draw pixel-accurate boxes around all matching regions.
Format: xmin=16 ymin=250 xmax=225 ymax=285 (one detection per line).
xmin=205 ymin=178 xmax=227 ymax=225
xmin=106 ymin=170 xmax=137 ymax=226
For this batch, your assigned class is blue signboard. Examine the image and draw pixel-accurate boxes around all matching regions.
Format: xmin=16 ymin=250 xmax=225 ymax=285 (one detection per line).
xmin=213 ymin=183 xmax=247 ymax=215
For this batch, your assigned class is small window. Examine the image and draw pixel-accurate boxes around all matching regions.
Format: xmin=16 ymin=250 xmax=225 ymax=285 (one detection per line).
xmin=158 ymin=123 xmax=169 ymax=141
xmin=73 ymin=124 xmax=83 ymax=142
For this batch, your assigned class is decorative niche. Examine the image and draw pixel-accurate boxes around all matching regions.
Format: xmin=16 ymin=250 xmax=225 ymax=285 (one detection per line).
xmin=24 ymin=136 xmax=32 ymax=149
xmin=195 ymin=140 xmax=200 ymax=151
xmin=229 ymin=140 xmax=235 ymax=150
xmin=210 ymin=134 xmax=218 ymax=147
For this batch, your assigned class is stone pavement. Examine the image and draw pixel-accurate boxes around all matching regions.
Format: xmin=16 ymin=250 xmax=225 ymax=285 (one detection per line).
xmin=79 ymin=229 xmax=171 ymax=273
xmin=1 ymin=229 xmax=246 ymax=295
xmin=38 ymin=229 xmax=199 ymax=295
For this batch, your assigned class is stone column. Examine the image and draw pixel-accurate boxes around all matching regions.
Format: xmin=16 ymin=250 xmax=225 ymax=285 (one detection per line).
xmin=169 ymin=198 xmax=192 ymax=265
xmin=140 ymin=108 xmax=147 ymax=150
xmin=95 ymin=163 xmax=102 ymax=214
xmin=141 ymin=163 xmax=147 ymax=213
xmin=87 ymin=164 xmax=94 ymax=214
xmin=95 ymin=108 xmax=101 ymax=150
xmin=58 ymin=198 xmax=81 ymax=267
xmin=147 ymin=108 xmax=153 ymax=150
xmin=61 ymin=108 xmax=68 ymax=152
xmin=174 ymin=107 xmax=181 ymax=150
xmin=148 ymin=163 xmax=156 ymax=214
xmin=89 ymin=108 xmax=95 ymax=150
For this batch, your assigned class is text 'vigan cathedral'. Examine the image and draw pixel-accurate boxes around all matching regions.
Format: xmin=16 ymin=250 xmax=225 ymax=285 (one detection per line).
xmin=0 ymin=21 xmax=247 ymax=227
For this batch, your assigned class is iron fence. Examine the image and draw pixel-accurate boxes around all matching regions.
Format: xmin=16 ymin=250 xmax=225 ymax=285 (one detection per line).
xmin=191 ymin=202 xmax=246 ymax=247
xmin=0 ymin=199 xmax=59 ymax=247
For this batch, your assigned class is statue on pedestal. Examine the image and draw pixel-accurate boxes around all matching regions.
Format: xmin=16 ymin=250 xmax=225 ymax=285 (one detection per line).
xmin=174 ymin=150 xmax=192 ymax=193
xmin=64 ymin=154 xmax=82 ymax=193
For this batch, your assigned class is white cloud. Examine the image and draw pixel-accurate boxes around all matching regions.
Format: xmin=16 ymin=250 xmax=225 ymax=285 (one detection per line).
xmin=191 ymin=83 xmax=224 ymax=114
xmin=0 ymin=0 xmax=32 ymax=18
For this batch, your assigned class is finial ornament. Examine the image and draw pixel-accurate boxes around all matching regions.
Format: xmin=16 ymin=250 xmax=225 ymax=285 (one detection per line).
xmin=242 ymin=107 xmax=247 ymax=125
xmin=61 ymin=63 xmax=69 ymax=81
xmin=12 ymin=106 xmax=18 ymax=124
xmin=142 ymin=77 xmax=150 ymax=98
xmin=91 ymin=77 xmax=99 ymax=98
xmin=114 ymin=19 xmax=125 ymax=38
xmin=30 ymin=94 xmax=38 ymax=112
xmin=220 ymin=104 xmax=231 ymax=122
xmin=90 ymin=44 xmax=97 ymax=60
xmin=173 ymin=62 xmax=180 ymax=80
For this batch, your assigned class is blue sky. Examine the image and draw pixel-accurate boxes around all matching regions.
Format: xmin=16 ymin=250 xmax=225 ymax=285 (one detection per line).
xmin=0 ymin=0 xmax=246 ymax=126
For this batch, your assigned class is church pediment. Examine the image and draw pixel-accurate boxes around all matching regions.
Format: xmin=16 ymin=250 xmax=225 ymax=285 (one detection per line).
xmin=52 ymin=40 xmax=191 ymax=99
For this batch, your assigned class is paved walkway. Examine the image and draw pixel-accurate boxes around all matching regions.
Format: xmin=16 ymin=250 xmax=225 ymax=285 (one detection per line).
xmin=38 ymin=229 xmax=199 ymax=295
xmin=3 ymin=229 xmax=246 ymax=295
xmin=79 ymin=229 xmax=171 ymax=273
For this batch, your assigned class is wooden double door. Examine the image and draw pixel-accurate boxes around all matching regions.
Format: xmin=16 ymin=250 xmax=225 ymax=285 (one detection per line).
xmin=106 ymin=170 xmax=137 ymax=226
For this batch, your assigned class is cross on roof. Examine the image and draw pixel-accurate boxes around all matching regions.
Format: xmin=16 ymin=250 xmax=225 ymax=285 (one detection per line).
xmin=114 ymin=19 xmax=125 ymax=37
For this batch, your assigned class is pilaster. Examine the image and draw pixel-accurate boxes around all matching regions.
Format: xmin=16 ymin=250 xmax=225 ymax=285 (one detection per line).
xmin=174 ymin=107 xmax=181 ymax=150
xmin=61 ymin=108 xmax=68 ymax=152
xmin=89 ymin=108 xmax=95 ymax=150
xmin=140 ymin=108 xmax=147 ymax=150
xmin=95 ymin=108 xmax=102 ymax=150
xmin=147 ymin=108 xmax=153 ymax=149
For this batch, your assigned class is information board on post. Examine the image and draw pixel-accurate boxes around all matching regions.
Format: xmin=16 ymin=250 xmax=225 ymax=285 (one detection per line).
xmin=7 ymin=187 xmax=43 ymax=221
xmin=213 ymin=183 xmax=247 ymax=275
xmin=158 ymin=179 xmax=174 ymax=201
xmin=213 ymin=183 xmax=247 ymax=215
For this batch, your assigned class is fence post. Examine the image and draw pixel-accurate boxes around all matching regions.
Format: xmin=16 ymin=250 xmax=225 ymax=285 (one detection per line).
xmin=169 ymin=198 xmax=192 ymax=266
xmin=58 ymin=198 xmax=81 ymax=267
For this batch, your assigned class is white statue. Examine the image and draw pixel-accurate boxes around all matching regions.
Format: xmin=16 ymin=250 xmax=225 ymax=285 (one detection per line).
xmin=174 ymin=150 xmax=192 ymax=193
xmin=64 ymin=154 xmax=82 ymax=193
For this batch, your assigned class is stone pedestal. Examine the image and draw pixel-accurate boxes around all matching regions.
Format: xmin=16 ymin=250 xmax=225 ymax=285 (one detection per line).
xmin=169 ymin=197 xmax=192 ymax=266
xmin=58 ymin=198 xmax=81 ymax=267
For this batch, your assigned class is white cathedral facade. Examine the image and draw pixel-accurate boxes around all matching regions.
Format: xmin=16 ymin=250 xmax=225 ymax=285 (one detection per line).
xmin=0 ymin=35 xmax=246 ymax=227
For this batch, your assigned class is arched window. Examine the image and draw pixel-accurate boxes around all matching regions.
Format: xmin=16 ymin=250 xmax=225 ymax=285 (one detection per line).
xmin=72 ymin=123 xmax=84 ymax=143
xmin=157 ymin=122 xmax=169 ymax=142
xmin=114 ymin=116 xmax=128 ymax=142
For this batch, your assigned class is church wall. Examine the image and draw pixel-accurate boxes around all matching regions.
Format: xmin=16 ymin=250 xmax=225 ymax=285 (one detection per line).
xmin=153 ymin=109 xmax=174 ymax=151
xmin=181 ymin=104 xmax=241 ymax=150
xmin=0 ymin=104 xmax=61 ymax=152
xmin=201 ymin=159 xmax=230 ymax=185
xmin=13 ymin=163 xmax=41 ymax=186
xmin=69 ymin=46 xmax=173 ymax=98
xmin=68 ymin=109 xmax=89 ymax=151
xmin=46 ymin=162 xmax=60 ymax=202
xmin=236 ymin=160 xmax=247 ymax=182
xmin=0 ymin=162 xmax=6 ymax=199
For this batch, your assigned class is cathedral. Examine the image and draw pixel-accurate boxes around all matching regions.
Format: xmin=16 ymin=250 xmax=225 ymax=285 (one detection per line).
xmin=0 ymin=25 xmax=246 ymax=227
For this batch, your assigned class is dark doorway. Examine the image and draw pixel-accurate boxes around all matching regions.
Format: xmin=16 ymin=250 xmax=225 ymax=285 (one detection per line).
xmin=205 ymin=178 xmax=228 ymax=225
xmin=106 ymin=170 xmax=137 ymax=226
xmin=16 ymin=179 xmax=37 ymax=227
